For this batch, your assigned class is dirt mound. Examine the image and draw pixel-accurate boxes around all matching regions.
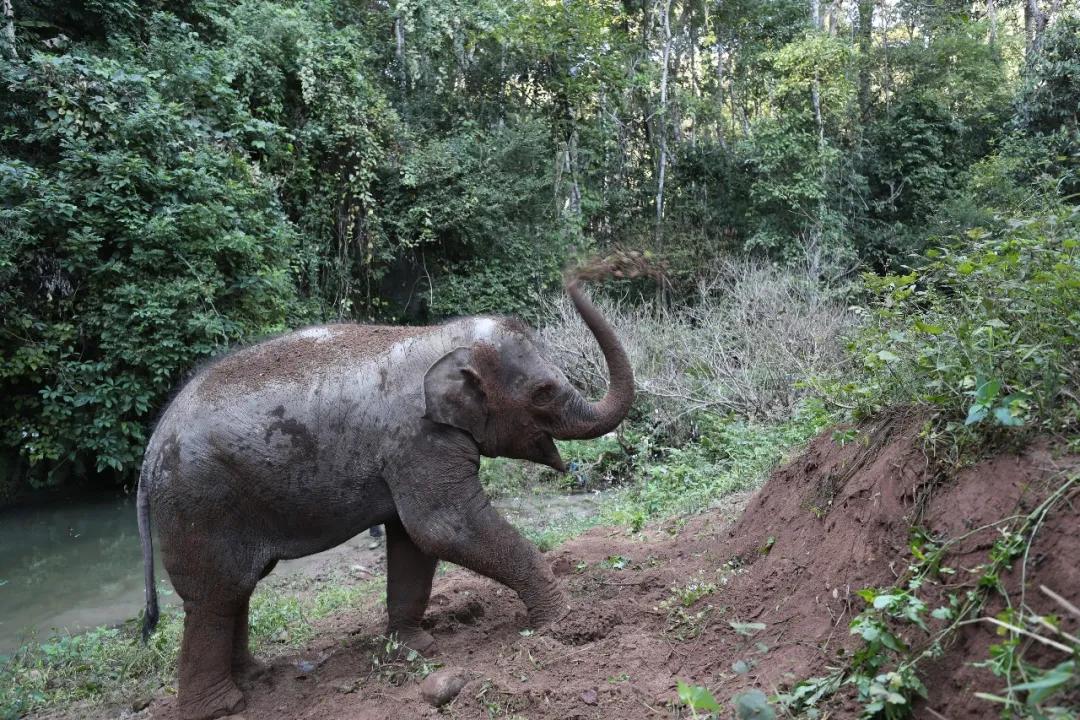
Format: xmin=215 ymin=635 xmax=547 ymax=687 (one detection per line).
xmin=120 ymin=413 xmax=1075 ymax=720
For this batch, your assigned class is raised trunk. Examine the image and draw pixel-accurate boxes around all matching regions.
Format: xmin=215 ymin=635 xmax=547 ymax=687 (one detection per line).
xmin=553 ymin=281 xmax=635 ymax=440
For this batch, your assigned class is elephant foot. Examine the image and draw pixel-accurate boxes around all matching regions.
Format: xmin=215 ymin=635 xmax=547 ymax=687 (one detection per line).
xmin=528 ymin=600 xmax=571 ymax=630
xmin=232 ymin=653 xmax=270 ymax=687
xmin=391 ymin=627 xmax=436 ymax=655
xmin=179 ymin=677 xmax=245 ymax=720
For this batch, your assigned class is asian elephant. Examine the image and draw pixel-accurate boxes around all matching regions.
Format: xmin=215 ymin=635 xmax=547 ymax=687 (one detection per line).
xmin=136 ymin=279 xmax=634 ymax=720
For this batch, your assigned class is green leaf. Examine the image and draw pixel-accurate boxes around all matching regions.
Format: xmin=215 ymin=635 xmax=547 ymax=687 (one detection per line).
xmin=876 ymin=350 xmax=900 ymax=363
xmin=872 ymin=595 xmax=899 ymax=610
xmin=965 ymin=404 xmax=988 ymax=425
xmin=992 ymin=405 xmax=1024 ymax=427
xmin=677 ymin=680 xmax=721 ymax=712
xmin=730 ymin=621 xmax=767 ymax=636
xmin=733 ymin=689 xmax=775 ymax=719
xmin=975 ymin=378 xmax=1001 ymax=404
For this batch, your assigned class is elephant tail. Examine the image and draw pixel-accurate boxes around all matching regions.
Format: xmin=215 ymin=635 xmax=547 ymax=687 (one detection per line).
xmin=137 ymin=471 xmax=159 ymax=643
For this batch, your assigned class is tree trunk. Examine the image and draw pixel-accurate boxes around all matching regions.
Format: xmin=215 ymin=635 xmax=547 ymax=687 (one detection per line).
xmin=1 ymin=0 xmax=17 ymax=61
xmin=810 ymin=0 xmax=826 ymax=263
xmin=654 ymin=0 xmax=673 ymax=248
xmin=857 ymin=0 xmax=873 ymax=122
xmin=1025 ymin=0 xmax=1046 ymax=55
xmin=827 ymin=0 xmax=842 ymax=35
xmin=715 ymin=28 xmax=728 ymax=146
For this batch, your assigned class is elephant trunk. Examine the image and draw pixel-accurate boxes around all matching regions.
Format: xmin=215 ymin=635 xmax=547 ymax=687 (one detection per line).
xmin=552 ymin=280 xmax=635 ymax=440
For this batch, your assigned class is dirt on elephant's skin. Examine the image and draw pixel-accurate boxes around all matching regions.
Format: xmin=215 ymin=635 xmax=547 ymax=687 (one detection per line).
xmin=85 ymin=414 xmax=1080 ymax=719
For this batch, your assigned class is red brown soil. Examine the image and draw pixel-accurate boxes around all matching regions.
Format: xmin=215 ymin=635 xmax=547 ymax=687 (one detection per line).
xmin=131 ymin=411 xmax=1078 ymax=719
xmin=197 ymin=324 xmax=438 ymax=397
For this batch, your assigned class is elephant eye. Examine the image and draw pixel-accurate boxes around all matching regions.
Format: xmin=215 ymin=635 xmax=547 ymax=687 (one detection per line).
xmin=531 ymin=383 xmax=556 ymax=405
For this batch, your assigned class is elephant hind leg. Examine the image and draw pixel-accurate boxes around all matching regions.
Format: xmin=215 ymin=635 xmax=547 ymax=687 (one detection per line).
xmin=231 ymin=558 xmax=277 ymax=681
xmin=178 ymin=598 xmax=246 ymax=720
xmin=385 ymin=518 xmax=437 ymax=653
xmin=231 ymin=592 xmax=272 ymax=685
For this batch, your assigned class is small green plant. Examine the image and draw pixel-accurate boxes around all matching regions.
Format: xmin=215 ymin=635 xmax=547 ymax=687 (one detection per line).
xmin=729 ymin=621 xmax=766 ymax=637
xmin=367 ymin=635 xmax=441 ymax=686
xmin=670 ymin=574 xmax=718 ymax=607
xmin=657 ymin=575 xmax=721 ymax=641
xmin=780 ymin=473 xmax=1078 ymax=720
xmin=732 ymin=689 xmax=775 ymax=719
xmin=602 ymin=554 xmax=632 ymax=570
xmin=676 ymin=679 xmax=721 ymax=718
xmin=974 ymin=586 xmax=1079 ymax=718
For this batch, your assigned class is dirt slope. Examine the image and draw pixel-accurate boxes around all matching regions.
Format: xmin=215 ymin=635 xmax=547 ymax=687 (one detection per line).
xmin=121 ymin=413 xmax=1078 ymax=719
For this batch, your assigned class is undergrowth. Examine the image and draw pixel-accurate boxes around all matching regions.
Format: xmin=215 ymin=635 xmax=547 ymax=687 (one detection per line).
xmin=818 ymin=202 xmax=1079 ymax=465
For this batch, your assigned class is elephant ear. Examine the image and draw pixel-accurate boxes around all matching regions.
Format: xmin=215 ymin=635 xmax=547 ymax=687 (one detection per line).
xmin=423 ymin=346 xmax=488 ymax=440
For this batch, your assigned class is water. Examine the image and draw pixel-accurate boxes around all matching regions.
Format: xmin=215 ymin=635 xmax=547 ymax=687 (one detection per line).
xmin=0 ymin=496 xmax=164 ymax=655
xmin=0 ymin=490 xmax=605 ymax=655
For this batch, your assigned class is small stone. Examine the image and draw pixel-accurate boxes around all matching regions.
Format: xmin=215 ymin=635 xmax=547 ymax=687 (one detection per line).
xmin=420 ymin=667 xmax=468 ymax=707
xmin=131 ymin=696 xmax=152 ymax=711
xmin=580 ymin=688 xmax=598 ymax=705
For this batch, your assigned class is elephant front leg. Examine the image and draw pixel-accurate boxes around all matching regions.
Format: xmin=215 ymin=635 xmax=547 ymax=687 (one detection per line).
xmin=396 ymin=474 xmax=567 ymax=628
xmin=385 ymin=518 xmax=438 ymax=652
xmin=178 ymin=600 xmax=245 ymax=720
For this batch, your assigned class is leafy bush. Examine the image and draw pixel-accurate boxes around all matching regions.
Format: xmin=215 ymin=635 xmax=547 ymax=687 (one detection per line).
xmin=827 ymin=203 xmax=1079 ymax=452
xmin=0 ymin=45 xmax=305 ymax=487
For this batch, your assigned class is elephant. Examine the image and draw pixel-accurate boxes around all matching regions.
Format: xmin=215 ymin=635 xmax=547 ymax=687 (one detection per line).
xmin=136 ymin=279 xmax=634 ymax=720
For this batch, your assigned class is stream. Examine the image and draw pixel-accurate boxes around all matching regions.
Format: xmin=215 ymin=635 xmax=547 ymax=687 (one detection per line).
xmin=0 ymin=491 xmax=603 ymax=655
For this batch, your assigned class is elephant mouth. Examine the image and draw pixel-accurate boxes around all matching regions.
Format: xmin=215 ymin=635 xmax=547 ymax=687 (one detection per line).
xmin=533 ymin=434 xmax=566 ymax=473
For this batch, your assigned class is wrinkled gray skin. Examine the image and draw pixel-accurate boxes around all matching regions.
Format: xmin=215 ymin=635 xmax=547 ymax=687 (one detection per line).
xmin=137 ymin=281 xmax=633 ymax=720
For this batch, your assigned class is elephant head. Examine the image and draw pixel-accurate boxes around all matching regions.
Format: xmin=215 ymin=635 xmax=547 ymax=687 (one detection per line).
xmin=423 ymin=280 xmax=634 ymax=472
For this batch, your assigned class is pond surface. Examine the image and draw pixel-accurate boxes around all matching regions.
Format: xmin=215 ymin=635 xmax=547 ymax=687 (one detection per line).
xmin=0 ymin=490 xmax=604 ymax=655
xmin=0 ymin=496 xmax=160 ymax=655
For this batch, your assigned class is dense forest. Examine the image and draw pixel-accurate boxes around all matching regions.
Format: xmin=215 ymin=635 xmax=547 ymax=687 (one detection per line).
xmin=1 ymin=2 xmax=1079 ymax=719
xmin=0 ymin=0 xmax=1077 ymax=495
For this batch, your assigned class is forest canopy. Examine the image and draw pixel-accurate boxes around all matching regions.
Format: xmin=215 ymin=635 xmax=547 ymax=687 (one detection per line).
xmin=0 ymin=0 xmax=1077 ymax=493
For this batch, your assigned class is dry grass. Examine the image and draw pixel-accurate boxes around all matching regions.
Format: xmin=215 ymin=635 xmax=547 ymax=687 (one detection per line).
xmin=542 ymin=259 xmax=854 ymax=432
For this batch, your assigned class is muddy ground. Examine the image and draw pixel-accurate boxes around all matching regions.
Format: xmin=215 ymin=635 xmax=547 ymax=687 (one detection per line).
xmin=53 ymin=414 xmax=1080 ymax=719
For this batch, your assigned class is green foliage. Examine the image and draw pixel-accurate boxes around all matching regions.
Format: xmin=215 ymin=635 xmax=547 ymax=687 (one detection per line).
xmin=0 ymin=36 xmax=305 ymax=485
xmin=677 ymin=679 xmax=722 ymax=717
xmin=826 ymin=203 xmax=1079 ymax=452
xmin=733 ymin=689 xmax=776 ymax=720
xmin=1013 ymin=15 xmax=1080 ymax=139
xmin=600 ymin=402 xmax=832 ymax=527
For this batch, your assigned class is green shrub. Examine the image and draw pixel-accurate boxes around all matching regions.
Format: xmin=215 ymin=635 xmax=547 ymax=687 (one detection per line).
xmin=0 ymin=46 xmax=305 ymax=486
xmin=825 ymin=203 xmax=1079 ymax=454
